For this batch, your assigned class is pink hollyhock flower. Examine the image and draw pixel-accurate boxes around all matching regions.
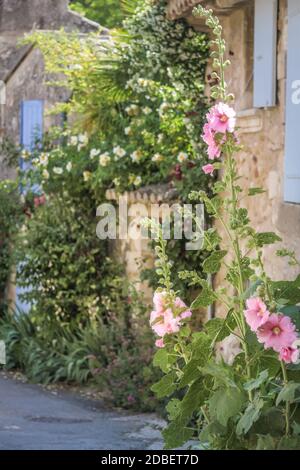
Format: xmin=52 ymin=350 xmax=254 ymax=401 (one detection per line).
xmin=202 ymin=123 xmax=215 ymax=146
xmin=174 ymin=297 xmax=192 ymax=319
xmin=207 ymin=141 xmax=221 ymax=160
xmin=202 ymin=123 xmax=221 ymax=159
xmin=150 ymin=308 xmax=181 ymax=337
xmin=207 ymin=102 xmax=236 ymax=134
xmin=279 ymin=346 xmax=300 ymax=364
xmin=155 ymin=338 xmax=165 ymax=348
xmin=153 ymin=291 xmax=168 ymax=313
xmin=244 ymin=297 xmax=270 ymax=332
xmin=257 ymin=314 xmax=297 ymax=352
xmin=202 ymin=163 xmax=214 ymax=176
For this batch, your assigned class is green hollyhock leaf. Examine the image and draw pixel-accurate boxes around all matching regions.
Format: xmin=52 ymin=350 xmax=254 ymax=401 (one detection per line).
xmin=236 ymin=398 xmax=264 ymax=435
xmin=271 ymin=275 xmax=300 ymax=305
xmin=203 ymin=228 xmax=221 ymax=251
xmin=244 ymin=369 xmax=269 ymax=392
xmin=209 ymin=387 xmax=246 ymax=426
xmin=248 ymin=187 xmax=266 ymax=196
xmin=202 ymin=250 xmax=227 ymax=274
xmin=278 ymin=436 xmax=300 ymax=450
xmin=201 ymin=361 xmax=237 ymax=388
xmin=252 ymin=232 xmax=282 ymax=248
xmin=191 ymin=280 xmax=217 ymax=308
xmin=276 ymin=382 xmax=300 ymax=406
xmin=256 ymin=434 xmax=276 ymax=450
xmin=281 ymin=305 xmax=300 ymax=331
xmin=166 ymin=399 xmax=181 ymax=421
xmin=179 ymin=333 xmax=211 ymax=388
xmin=151 ymin=371 xmax=177 ymax=398
xmin=162 ymin=422 xmax=194 ymax=449
xmin=204 ymin=312 xmax=236 ymax=343
xmin=153 ymin=348 xmax=176 ymax=373
xmin=163 ymin=378 xmax=207 ymax=449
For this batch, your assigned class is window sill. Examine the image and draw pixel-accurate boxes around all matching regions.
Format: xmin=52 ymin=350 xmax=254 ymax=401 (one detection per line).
xmin=237 ymin=108 xmax=263 ymax=134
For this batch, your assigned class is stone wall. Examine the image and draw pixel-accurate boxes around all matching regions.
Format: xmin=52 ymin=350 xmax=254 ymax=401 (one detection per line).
xmin=0 ymin=0 xmax=99 ymax=33
xmin=167 ymin=0 xmax=300 ymax=301
xmin=105 ymin=185 xmax=179 ymax=305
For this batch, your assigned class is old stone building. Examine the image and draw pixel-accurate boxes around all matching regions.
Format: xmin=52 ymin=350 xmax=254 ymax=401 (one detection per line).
xmin=167 ymin=0 xmax=300 ymax=286
xmin=0 ymin=0 xmax=99 ymax=178
xmin=0 ymin=0 xmax=101 ymax=310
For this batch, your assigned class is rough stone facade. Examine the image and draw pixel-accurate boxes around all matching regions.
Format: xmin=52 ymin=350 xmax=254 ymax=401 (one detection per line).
xmin=0 ymin=0 xmax=100 ymax=178
xmin=167 ymin=0 xmax=300 ymax=298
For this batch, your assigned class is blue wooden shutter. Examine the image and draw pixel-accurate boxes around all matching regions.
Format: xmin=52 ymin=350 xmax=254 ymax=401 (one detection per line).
xmin=284 ymin=0 xmax=300 ymax=203
xmin=253 ymin=0 xmax=278 ymax=108
xmin=20 ymin=100 xmax=43 ymax=162
xmin=16 ymin=100 xmax=43 ymax=314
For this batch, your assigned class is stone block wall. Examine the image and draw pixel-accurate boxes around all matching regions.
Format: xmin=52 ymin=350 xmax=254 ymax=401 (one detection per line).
xmin=105 ymin=184 xmax=179 ymax=305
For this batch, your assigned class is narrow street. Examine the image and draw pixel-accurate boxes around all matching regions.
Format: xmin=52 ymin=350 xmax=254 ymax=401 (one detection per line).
xmin=0 ymin=374 xmax=164 ymax=450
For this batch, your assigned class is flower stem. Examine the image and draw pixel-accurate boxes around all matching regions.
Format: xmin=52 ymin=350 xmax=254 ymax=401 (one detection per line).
xmin=226 ymin=146 xmax=253 ymax=401
xmin=281 ymin=361 xmax=291 ymax=436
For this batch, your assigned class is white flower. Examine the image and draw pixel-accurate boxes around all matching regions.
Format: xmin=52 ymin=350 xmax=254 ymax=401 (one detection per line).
xmin=90 ymin=148 xmax=100 ymax=159
xmin=133 ymin=176 xmax=142 ymax=186
xmin=124 ymin=127 xmax=132 ymax=136
xmin=21 ymin=149 xmax=31 ymax=159
xmin=99 ymin=153 xmax=111 ymax=167
xmin=215 ymin=334 xmax=242 ymax=366
xmin=177 ymin=152 xmax=188 ymax=163
xmin=53 ymin=167 xmax=63 ymax=175
xmin=159 ymin=102 xmax=169 ymax=116
xmin=142 ymin=106 xmax=152 ymax=115
xmin=66 ymin=162 xmax=72 ymax=172
xmin=152 ymin=153 xmax=163 ymax=163
xmin=157 ymin=133 xmax=164 ymax=144
xmin=70 ymin=136 xmax=78 ymax=146
xmin=113 ymin=177 xmax=120 ymax=186
xmin=42 ymin=169 xmax=49 ymax=180
xmin=125 ymin=104 xmax=139 ymax=116
xmin=113 ymin=146 xmax=126 ymax=158
xmin=83 ymin=171 xmax=92 ymax=182
xmin=130 ymin=150 xmax=142 ymax=162
xmin=78 ymin=133 xmax=88 ymax=145
xmin=39 ymin=153 xmax=48 ymax=166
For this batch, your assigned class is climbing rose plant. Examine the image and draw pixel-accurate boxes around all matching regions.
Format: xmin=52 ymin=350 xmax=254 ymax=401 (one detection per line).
xmin=146 ymin=6 xmax=300 ymax=450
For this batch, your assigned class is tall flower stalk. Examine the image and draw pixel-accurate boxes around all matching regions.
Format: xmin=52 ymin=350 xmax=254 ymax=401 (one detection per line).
xmin=149 ymin=6 xmax=300 ymax=450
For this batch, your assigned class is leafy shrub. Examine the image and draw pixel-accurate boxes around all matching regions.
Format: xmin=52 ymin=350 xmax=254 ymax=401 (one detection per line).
xmin=0 ymin=180 xmax=24 ymax=310
xmin=0 ymin=285 xmax=160 ymax=411
xmin=15 ymin=194 xmax=119 ymax=324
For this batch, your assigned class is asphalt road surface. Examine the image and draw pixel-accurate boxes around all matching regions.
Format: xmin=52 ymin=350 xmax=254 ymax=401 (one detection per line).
xmin=0 ymin=374 xmax=164 ymax=450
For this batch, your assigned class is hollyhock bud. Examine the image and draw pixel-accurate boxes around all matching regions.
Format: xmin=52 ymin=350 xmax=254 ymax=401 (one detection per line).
xmin=279 ymin=346 xmax=300 ymax=364
xmin=155 ymin=338 xmax=165 ymax=348
xmin=202 ymin=163 xmax=215 ymax=176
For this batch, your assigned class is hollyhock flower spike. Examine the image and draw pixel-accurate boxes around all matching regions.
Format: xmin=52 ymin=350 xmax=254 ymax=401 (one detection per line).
xmin=257 ymin=314 xmax=297 ymax=352
xmin=150 ymin=293 xmax=192 ymax=347
xmin=244 ymin=297 xmax=270 ymax=332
